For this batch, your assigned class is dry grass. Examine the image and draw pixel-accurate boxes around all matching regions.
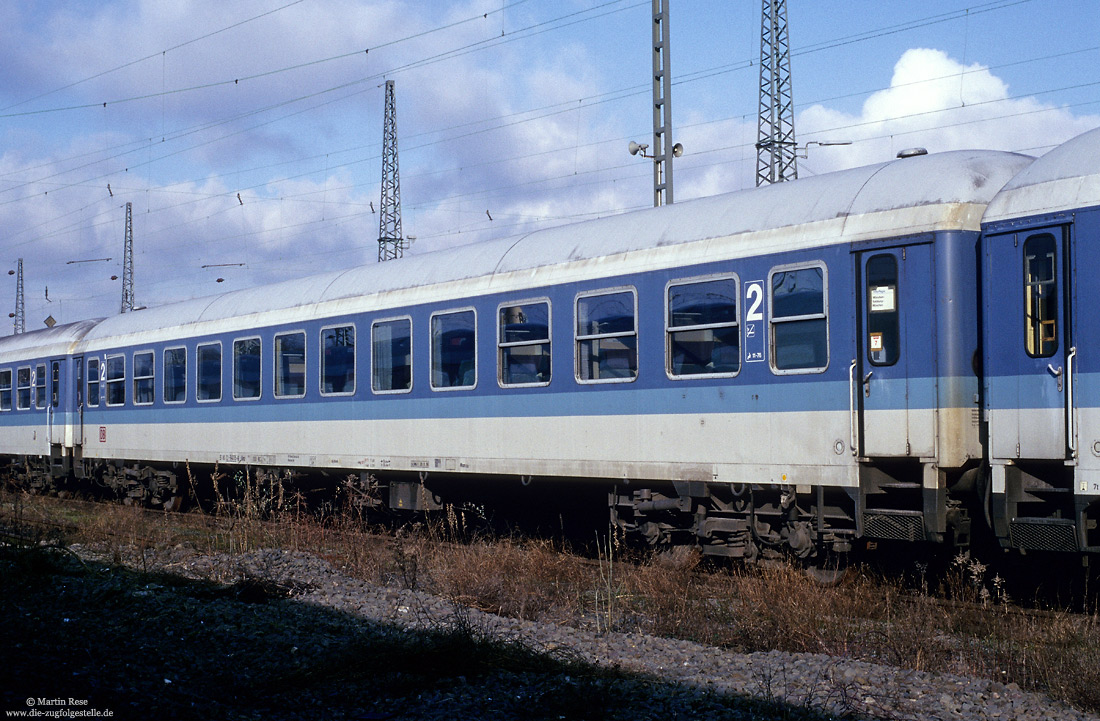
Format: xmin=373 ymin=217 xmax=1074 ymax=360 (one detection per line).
xmin=4 ymin=484 xmax=1100 ymax=714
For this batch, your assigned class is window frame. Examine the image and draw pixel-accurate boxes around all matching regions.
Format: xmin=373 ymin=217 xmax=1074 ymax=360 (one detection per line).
xmin=196 ymin=342 xmax=222 ymax=403
xmin=233 ymin=336 xmax=263 ymax=401
xmin=86 ymin=358 xmax=100 ymax=408
xmin=132 ymin=350 xmax=155 ymax=406
xmin=105 ymin=354 xmax=126 ymax=407
xmin=0 ymin=369 xmax=11 ymax=411
xmin=574 ymin=286 xmax=639 ymax=385
xmin=371 ymin=315 xmax=413 ymax=395
xmin=767 ymin=261 xmax=830 ymax=375
xmin=320 ymin=323 xmax=356 ymax=397
xmin=50 ymin=361 xmax=60 ymax=408
xmin=274 ymin=330 xmax=307 ymax=399
xmin=16 ymin=366 xmax=31 ymax=410
xmin=497 ymin=298 xmax=552 ymax=388
xmin=34 ymin=363 xmax=47 ymax=409
xmin=1023 ymin=232 xmax=1059 ymax=359
xmin=665 ymin=274 xmax=741 ymax=380
xmin=865 ymin=254 xmax=900 ymax=367
xmin=163 ymin=346 xmax=188 ymax=404
xmin=430 ymin=307 xmax=478 ymax=392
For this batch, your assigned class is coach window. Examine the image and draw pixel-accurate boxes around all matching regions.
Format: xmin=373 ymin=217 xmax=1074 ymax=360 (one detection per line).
xmin=372 ymin=318 xmax=412 ymax=393
xmin=667 ymin=277 xmax=740 ymax=378
xmin=233 ymin=337 xmax=262 ymax=400
xmin=0 ymin=370 xmax=11 ymax=411
xmin=105 ymin=355 xmax=126 ymax=406
xmin=163 ymin=347 xmax=187 ymax=403
xmin=1024 ymin=233 xmax=1058 ymax=358
xmin=34 ymin=363 xmax=46 ymax=409
xmin=431 ymin=309 xmax=476 ymax=390
xmin=866 ymin=255 xmax=899 ymax=366
xmin=499 ymin=301 xmax=551 ymax=386
xmin=275 ymin=331 xmax=306 ymax=398
xmin=16 ymin=367 xmax=31 ymax=410
xmin=321 ymin=325 xmax=355 ymax=395
xmin=576 ymin=289 xmax=637 ymax=383
xmin=197 ymin=343 xmax=222 ymax=402
xmin=770 ymin=263 xmax=828 ymax=373
xmin=133 ymin=351 xmax=155 ymax=405
xmin=87 ymin=359 xmax=100 ymax=407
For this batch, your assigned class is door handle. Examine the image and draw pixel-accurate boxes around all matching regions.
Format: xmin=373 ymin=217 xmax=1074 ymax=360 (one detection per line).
xmin=862 ymin=370 xmax=874 ymax=398
xmin=848 ymin=360 xmax=857 ymax=455
xmin=1047 ymin=364 xmax=1063 ymax=392
xmin=1067 ymin=347 xmax=1077 ymax=455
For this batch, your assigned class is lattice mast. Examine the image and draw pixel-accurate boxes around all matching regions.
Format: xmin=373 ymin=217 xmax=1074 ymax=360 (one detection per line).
xmin=377 ymin=80 xmax=405 ymax=262
xmin=13 ymin=258 xmax=24 ymax=334
xmin=756 ymin=0 xmax=797 ymax=185
xmin=651 ymin=0 xmax=675 ymax=206
xmin=120 ymin=202 xmax=134 ymax=313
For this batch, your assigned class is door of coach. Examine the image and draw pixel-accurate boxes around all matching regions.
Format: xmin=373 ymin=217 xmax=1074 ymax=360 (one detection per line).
xmin=854 ymin=243 xmax=936 ymax=458
xmin=73 ymin=355 xmax=84 ymax=447
xmin=46 ymin=358 xmax=63 ymax=445
xmin=984 ymin=225 xmax=1076 ymax=462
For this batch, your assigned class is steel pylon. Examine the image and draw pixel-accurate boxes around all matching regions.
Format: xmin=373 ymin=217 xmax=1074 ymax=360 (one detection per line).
xmin=756 ymin=0 xmax=797 ymax=185
xmin=378 ymin=80 xmax=405 ymax=262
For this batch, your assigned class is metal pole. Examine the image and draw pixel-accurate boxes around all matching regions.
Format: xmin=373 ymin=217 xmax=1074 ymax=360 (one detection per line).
xmin=651 ymin=0 xmax=674 ymax=205
xmin=756 ymin=0 xmax=797 ymax=185
xmin=378 ymin=80 xmax=405 ymax=261
xmin=121 ymin=202 xmax=134 ymax=312
xmin=13 ymin=258 xmax=24 ymax=334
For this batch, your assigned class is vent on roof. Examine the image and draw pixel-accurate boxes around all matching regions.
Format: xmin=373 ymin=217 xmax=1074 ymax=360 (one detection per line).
xmin=896 ymin=147 xmax=928 ymax=159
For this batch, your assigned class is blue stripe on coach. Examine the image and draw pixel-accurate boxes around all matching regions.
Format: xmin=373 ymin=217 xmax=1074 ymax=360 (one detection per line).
xmin=3 ymin=374 xmax=970 ymax=428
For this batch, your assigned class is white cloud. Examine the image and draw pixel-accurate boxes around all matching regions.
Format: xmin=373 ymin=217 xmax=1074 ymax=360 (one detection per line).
xmin=797 ymin=48 xmax=1100 ymax=173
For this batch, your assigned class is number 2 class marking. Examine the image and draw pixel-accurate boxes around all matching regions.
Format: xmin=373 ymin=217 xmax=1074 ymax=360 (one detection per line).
xmin=744 ymin=281 xmax=766 ymax=363
xmin=746 ymin=282 xmax=763 ymax=321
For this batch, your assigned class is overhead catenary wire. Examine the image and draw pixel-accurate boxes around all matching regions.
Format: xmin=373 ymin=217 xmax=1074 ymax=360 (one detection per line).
xmin=0 ymin=0 xmax=607 ymax=120
xmin=2 ymin=0 xmax=1096 ymax=320
xmin=0 ymin=0 xmax=643 ymax=212
xmin=0 ymin=0 xmax=1068 ymax=211
xmin=0 ymin=1 xmax=308 ymax=114
xmin=8 ymin=33 xmax=1095 ymax=230
xmin=47 ymin=89 xmax=1100 ymax=310
xmin=10 ymin=78 xmax=1098 ymax=267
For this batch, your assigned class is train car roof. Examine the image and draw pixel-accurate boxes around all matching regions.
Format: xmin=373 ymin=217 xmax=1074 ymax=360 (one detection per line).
xmin=492 ymin=148 xmax=1030 ymax=275
xmin=79 ymin=148 xmax=1030 ymax=346
xmin=0 ymin=319 xmax=102 ymax=363
xmin=983 ymin=125 xmax=1100 ymax=224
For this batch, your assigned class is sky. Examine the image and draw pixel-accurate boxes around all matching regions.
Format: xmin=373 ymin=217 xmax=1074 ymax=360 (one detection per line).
xmin=1 ymin=0 xmax=1098 ymax=329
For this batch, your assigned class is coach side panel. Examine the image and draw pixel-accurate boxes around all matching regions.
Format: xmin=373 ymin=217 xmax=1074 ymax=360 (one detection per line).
xmin=74 ymin=233 xmax=967 ymax=496
xmin=73 ymin=245 xmax=858 ymax=489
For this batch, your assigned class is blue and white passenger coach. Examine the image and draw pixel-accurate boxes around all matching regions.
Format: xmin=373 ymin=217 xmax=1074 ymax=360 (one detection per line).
xmin=6 ymin=129 xmax=1100 ymax=568
xmin=981 ymin=126 xmax=1100 ymax=554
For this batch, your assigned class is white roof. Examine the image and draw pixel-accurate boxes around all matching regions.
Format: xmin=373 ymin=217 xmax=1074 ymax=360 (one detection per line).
xmin=984 ymin=126 xmax=1100 ymax=224
xmin=0 ymin=319 xmax=101 ymax=363
xmin=495 ymin=149 xmax=1031 ymax=273
xmin=71 ymin=149 xmax=1029 ymax=348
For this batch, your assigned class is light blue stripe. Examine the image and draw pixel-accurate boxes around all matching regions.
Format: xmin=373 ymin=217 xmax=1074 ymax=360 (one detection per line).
xmin=986 ymin=372 xmax=1100 ymax=410
xmin=0 ymin=375 xmax=985 ymax=428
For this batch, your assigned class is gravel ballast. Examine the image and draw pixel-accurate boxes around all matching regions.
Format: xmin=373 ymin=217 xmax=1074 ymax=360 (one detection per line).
xmin=5 ymin=542 xmax=1092 ymax=721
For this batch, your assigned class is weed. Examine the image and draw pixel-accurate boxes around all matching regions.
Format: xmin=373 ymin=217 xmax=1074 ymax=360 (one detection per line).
xmin=4 ymin=486 xmax=1100 ymax=714
xmin=593 ymin=530 xmax=628 ymax=634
